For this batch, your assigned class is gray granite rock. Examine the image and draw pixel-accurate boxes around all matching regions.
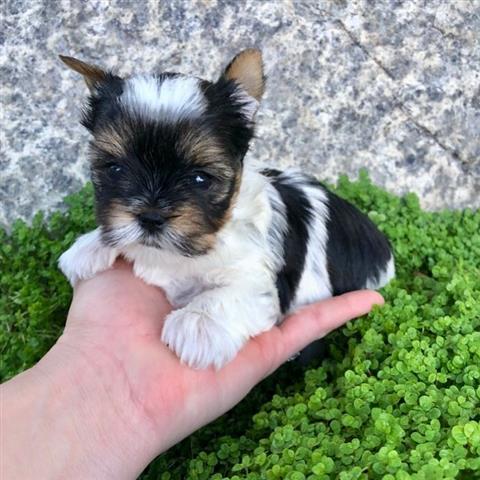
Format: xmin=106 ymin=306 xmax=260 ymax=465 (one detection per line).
xmin=1 ymin=0 xmax=479 ymax=226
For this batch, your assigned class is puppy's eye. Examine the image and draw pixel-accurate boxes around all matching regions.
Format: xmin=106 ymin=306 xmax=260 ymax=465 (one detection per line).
xmin=104 ymin=162 xmax=123 ymax=176
xmin=189 ymin=172 xmax=212 ymax=189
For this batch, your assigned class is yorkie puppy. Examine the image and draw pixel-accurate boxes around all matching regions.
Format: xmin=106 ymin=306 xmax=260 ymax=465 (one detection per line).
xmin=59 ymin=49 xmax=394 ymax=369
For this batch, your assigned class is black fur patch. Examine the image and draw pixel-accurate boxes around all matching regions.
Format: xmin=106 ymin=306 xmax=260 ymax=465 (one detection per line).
xmin=203 ymin=76 xmax=256 ymax=160
xmin=263 ymin=169 xmax=312 ymax=313
xmin=81 ymin=73 xmax=124 ymax=132
xmin=325 ymin=190 xmax=392 ymax=295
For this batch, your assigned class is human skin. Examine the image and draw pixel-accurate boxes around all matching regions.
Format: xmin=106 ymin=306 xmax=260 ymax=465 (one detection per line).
xmin=1 ymin=260 xmax=383 ymax=479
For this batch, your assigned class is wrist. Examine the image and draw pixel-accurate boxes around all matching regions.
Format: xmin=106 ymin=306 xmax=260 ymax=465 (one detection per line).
xmin=2 ymin=336 xmax=155 ymax=479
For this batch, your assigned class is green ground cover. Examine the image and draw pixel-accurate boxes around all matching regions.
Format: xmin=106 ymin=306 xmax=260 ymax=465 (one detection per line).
xmin=1 ymin=172 xmax=479 ymax=479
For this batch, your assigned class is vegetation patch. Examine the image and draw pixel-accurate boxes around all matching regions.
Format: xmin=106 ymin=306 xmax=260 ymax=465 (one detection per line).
xmin=1 ymin=172 xmax=479 ymax=479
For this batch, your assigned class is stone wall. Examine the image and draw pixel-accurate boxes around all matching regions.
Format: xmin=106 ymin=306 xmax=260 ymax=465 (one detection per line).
xmin=1 ymin=0 xmax=479 ymax=225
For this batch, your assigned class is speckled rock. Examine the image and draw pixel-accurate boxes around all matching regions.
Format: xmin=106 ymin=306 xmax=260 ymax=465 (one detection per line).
xmin=1 ymin=0 xmax=479 ymax=226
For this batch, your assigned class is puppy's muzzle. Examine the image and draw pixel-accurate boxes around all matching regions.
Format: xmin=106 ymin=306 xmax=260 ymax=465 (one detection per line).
xmin=138 ymin=210 xmax=165 ymax=232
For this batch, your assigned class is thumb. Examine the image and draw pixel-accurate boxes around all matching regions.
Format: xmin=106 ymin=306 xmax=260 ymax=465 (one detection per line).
xmin=279 ymin=290 xmax=384 ymax=360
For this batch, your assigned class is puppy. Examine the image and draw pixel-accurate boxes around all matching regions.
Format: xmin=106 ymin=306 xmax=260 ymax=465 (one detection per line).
xmin=59 ymin=49 xmax=394 ymax=369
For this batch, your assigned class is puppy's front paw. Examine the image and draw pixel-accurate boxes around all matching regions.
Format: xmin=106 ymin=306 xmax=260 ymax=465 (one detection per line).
xmin=161 ymin=307 xmax=244 ymax=370
xmin=59 ymin=229 xmax=117 ymax=285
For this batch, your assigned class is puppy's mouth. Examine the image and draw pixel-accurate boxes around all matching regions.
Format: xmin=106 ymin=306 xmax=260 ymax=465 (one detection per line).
xmin=139 ymin=228 xmax=182 ymax=250
xmin=100 ymin=222 xmax=143 ymax=247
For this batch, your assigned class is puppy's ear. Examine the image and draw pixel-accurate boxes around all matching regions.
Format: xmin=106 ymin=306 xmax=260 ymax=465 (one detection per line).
xmin=59 ymin=55 xmax=111 ymax=92
xmin=224 ymin=49 xmax=265 ymax=101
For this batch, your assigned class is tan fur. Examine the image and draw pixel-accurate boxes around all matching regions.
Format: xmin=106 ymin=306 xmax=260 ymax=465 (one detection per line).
xmin=225 ymin=49 xmax=265 ymax=101
xmin=177 ymin=129 xmax=236 ymax=183
xmin=108 ymin=203 xmax=136 ymax=227
xmin=59 ymin=55 xmax=107 ymax=92
xmin=175 ymin=129 xmax=243 ymax=235
xmin=170 ymin=204 xmax=217 ymax=251
xmin=95 ymin=127 xmax=129 ymax=157
xmin=185 ymin=134 xmax=226 ymax=166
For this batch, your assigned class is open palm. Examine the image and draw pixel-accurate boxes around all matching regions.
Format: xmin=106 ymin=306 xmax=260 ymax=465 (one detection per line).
xmin=56 ymin=260 xmax=382 ymax=474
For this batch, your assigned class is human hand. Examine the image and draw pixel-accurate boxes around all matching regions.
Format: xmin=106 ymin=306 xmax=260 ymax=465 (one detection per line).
xmin=2 ymin=260 xmax=383 ymax=479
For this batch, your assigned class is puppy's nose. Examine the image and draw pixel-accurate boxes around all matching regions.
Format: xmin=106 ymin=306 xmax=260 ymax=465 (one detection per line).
xmin=138 ymin=211 xmax=165 ymax=229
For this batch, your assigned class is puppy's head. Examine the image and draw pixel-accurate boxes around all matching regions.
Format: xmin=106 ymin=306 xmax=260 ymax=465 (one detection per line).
xmin=60 ymin=50 xmax=265 ymax=256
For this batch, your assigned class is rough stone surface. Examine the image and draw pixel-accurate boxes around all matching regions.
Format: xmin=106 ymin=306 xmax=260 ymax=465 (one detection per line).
xmin=1 ymin=0 xmax=479 ymax=226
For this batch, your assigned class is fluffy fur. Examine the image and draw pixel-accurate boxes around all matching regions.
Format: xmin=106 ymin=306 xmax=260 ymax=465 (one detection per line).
xmin=59 ymin=50 xmax=395 ymax=369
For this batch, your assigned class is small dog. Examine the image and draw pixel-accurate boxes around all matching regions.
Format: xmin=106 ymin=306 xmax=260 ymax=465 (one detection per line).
xmin=59 ymin=49 xmax=394 ymax=369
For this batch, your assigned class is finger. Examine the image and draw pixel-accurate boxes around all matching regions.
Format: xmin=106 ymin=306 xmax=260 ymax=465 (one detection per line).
xmin=279 ymin=290 xmax=384 ymax=360
xmin=69 ymin=258 xmax=171 ymax=331
xmin=215 ymin=291 xmax=383 ymax=392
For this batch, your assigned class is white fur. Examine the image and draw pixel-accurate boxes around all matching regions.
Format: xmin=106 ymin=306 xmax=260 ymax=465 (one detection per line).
xmin=365 ymin=255 xmax=395 ymax=289
xmin=264 ymin=181 xmax=289 ymax=272
xmin=106 ymin=222 xmax=144 ymax=247
xmin=233 ymin=87 xmax=260 ymax=121
xmin=58 ymin=229 xmax=118 ymax=285
xmin=291 ymin=175 xmax=332 ymax=309
xmin=121 ymin=75 xmax=206 ymax=122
